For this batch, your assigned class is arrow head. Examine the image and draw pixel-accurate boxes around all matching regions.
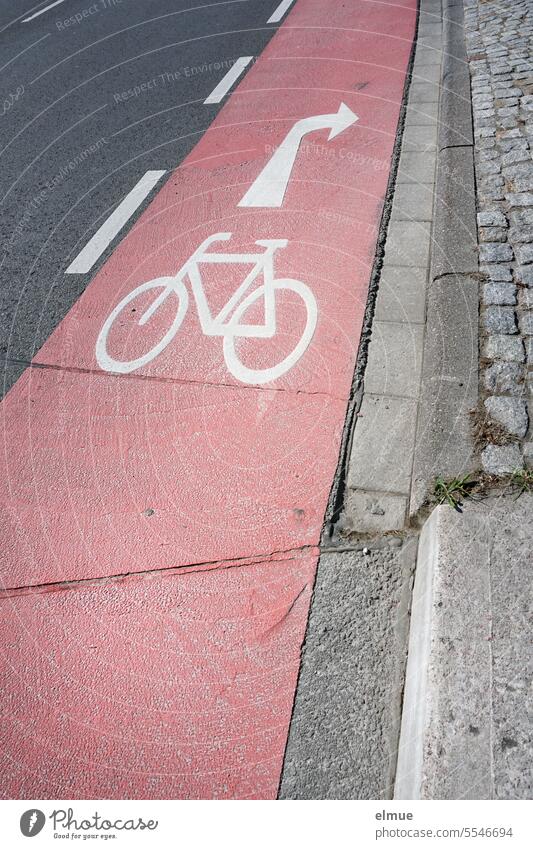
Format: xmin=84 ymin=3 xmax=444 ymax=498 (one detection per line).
xmin=327 ymin=102 xmax=359 ymax=140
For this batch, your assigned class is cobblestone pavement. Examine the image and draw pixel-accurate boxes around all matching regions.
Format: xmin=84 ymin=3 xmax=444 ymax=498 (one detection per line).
xmin=465 ymin=0 xmax=533 ymax=472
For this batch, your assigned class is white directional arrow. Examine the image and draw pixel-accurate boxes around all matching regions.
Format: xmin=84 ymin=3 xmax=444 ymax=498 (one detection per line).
xmin=238 ymin=103 xmax=358 ymax=208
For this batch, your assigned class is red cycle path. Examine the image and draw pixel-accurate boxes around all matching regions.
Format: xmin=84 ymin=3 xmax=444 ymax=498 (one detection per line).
xmin=0 ymin=0 xmax=416 ymax=798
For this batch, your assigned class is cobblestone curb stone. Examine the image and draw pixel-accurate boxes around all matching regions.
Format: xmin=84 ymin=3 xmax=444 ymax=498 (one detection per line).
xmin=465 ymin=0 xmax=533 ymax=472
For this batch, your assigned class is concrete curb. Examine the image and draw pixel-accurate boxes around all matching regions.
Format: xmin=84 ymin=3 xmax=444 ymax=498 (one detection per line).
xmin=430 ymin=146 xmax=477 ymax=277
xmin=410 ymin=273 xmax=479 ymax=514
xmin=395 ymin=497 xmax=533 ymax=799
xmin=335 ymin=0 xmax=443 ymax=535
xmin=440 ymin=2 xmax=473 ymax=149
xmin=410 ymin=0 xmax=479 ymax=517
xmin=394 ymin=507 xmax=438 ymax=799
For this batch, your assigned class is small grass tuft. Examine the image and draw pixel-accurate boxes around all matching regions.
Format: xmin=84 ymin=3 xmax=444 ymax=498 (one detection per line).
xmin=509 ymin=468 xmax=533 ymax=499
xmin=433 ymin=474 xmax=478 ymax=512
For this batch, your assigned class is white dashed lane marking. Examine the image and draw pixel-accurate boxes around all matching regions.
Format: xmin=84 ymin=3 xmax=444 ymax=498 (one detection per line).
xmin=65 ymin=170 xmax=166 ymax=275
xmin=204 ymin=56 xmax=254 ymax=104
xmin=267 ymin=0 xmax=296 ymax=24
xmin=22 ymin=0 xmax=67 ymax=23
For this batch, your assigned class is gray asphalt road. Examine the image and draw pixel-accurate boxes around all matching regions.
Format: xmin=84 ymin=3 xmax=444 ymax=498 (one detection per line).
xmin=0 ymin=0 xmax=282 ymax=395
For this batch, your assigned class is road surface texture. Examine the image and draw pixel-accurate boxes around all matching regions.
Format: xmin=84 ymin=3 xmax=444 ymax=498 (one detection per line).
xmin=0 ymin=0 xmax=417 ymax=798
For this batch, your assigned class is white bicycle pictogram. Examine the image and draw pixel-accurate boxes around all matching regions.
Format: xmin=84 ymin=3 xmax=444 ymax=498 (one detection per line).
xmin=96 ymin=232 xmax=318 ymax=385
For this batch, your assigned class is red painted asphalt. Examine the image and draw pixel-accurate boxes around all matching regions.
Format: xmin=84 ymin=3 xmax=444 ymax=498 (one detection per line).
xmin=1 ymin=0 xmax=416 ymax=798
xmin=2 ymin=553 xmax=316 ymax=799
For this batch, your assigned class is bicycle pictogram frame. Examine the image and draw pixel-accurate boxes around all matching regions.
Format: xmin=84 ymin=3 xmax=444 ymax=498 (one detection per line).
xmin=96 ymin=232 xmax=318 ymax=385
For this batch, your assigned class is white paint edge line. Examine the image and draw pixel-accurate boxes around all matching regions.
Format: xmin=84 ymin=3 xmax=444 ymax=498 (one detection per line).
xmin=204 ymin=56 xmax=253 ymax=104
xmin=267 ymin=0 xmax=296 ymax=24
xmin=22 ymin=0 xmax=67 ymax=22
xmin=65 ymin=170 xmax=166 ymax=275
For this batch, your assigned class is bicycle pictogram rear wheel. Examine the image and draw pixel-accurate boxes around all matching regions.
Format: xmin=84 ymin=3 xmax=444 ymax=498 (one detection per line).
xmin=222 ymin=278 xmax=317 ymax=385
xmin=96 ymin=277 xmax=189 ymax=374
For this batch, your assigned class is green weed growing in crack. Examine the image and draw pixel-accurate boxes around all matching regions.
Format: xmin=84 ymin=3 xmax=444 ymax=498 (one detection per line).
xmin=433 ymin=474 xmax=478 ymax=512
xmin=509 ymin=468 xmax=533 ymax=500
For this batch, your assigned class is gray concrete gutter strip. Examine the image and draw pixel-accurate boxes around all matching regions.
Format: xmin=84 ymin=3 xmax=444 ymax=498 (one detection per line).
xmin=396 ymin=497 xmax=533 ymax=800
xmin=410 ymin=1 xmax=480 ymax=514
xmin=410 ymin=274 xmax=479 ymax=513
xmin=339 ymin=0 xmax=443 ymax=536
xmin=439 ymin=2 xmax=473 ymax=151
xmin=410 ymin=0 xmax=479 ymax=517
xmin=279 ymin=538 xmax=417 ymax=800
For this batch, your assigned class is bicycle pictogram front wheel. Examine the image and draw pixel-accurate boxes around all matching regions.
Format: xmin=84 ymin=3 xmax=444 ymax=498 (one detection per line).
xmin=222 ymin=278 xmax=317 ymax=385
xmin=96 ymin=277 xmax=189 ymax=374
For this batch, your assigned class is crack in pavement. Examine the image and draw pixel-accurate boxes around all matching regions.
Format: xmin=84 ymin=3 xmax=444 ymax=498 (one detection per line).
xmin=0 ymin=357 xmax=349 ymax=403
xmin=0 ymin=543 xmax=320 ymax=599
